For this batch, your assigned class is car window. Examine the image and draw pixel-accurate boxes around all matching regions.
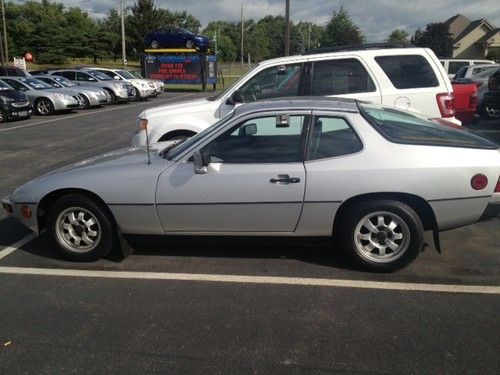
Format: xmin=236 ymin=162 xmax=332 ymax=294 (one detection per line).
xmin=37 ymin=77 xmax=58 ymax=87
xmin=0 ymin=80 xmax=13 ymax=91
xmin=448 ymin=61 xmax=469 ymax=74
xmin=454 ymin=66 xmax=468 ymax=79
xmin=52 ymin=76 xmax=76 ymax=87
xmin=201 ymin=115 xmax=308 ymax=163
xmin=238 ymin=64 xmax=302 ymax=102
xmin=87 ymin=70 xmax=112 ymax=81
xmin=55 ymin=71 xmax=76 ymax=80
xmin=77 ymin=72 xmax=96 ymax=81
xmin=375 ymin=55 xmax=439 ymax=89
xmin=311 ymin=58 xmax=376 ymax=95
xmin=358 ymin=103 xmax=498 ymax=149
xmin=307 ymin=116 xmax=363 ymax=160
xmin=1 ymin=79 xmax=27 ymax=91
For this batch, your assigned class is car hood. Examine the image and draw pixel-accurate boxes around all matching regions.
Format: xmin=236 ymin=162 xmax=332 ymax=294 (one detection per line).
xmin=0 ymin=90 xmax=28 ymax=101
xmin=138 ymin=98 xmax=212 ymax=120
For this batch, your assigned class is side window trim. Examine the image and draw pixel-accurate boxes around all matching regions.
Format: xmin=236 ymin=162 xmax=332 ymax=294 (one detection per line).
xmin=305 ymin=111 xmax=364 ymax=161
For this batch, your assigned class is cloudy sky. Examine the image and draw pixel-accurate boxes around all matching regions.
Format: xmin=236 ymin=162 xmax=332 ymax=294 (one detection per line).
xmin=81 ymin=0 xmax=500 ymax=40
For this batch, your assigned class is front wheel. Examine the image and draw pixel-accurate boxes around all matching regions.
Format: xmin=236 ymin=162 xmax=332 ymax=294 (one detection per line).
xmin=484 ymin=104 xmax=500 ymax=119
xmin=104 ymin=88 xmax=117 ymax=104
xmin=337 ymin=200 xmax=424 ymax=272
xmin=35 ymin=97 xmax=54 ymax=116
xmin=47 ymin=194 xmax=115 ymax=261
xmin=186 ymin=40 xmax=195 ymax=49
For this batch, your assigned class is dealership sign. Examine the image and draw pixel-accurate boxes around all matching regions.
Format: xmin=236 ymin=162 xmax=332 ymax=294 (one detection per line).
xmin=144 ymin=54 xmax=203 ymax=84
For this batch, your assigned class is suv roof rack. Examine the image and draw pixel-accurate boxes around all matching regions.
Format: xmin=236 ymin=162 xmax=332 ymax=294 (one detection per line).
xmin=303 ymin=42 xmax=415 ymax=55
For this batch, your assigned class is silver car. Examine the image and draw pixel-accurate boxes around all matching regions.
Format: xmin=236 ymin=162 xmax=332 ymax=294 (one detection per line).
xmin=0 ymin=76 xmax=83 ymax=115
xmin=130 ymin=70 xmax=164 ymax=96
xmin=3 ymin=99 xmax=500 ymax=271
xmin=48 ymin=69 xmax=136 ymax=103
xmin=35 ymin=75 xmax=111 ymax=108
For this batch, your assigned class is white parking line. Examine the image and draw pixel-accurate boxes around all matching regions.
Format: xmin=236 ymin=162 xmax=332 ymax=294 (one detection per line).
xmin=0 ymin=93 xmax=200 ymax=133
xmin=0 ymin=233 xmax=37 ymax=261
xmin=0 ymin=266 xmax=498 ymax=295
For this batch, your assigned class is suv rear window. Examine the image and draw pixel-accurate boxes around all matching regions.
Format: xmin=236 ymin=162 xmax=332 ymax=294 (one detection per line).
xmin=375 ymin=55 xmax=439 ymax=89
xmin=358 ymin=103 xmax=498 ymax=149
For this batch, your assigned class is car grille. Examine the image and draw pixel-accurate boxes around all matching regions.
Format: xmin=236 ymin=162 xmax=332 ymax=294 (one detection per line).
xmin=11 ymin=101 xmax=30 ymax=108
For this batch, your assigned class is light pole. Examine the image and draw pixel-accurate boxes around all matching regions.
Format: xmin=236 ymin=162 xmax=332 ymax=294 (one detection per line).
xmin=240 ymin=4 xmax=244 ymax=68
xmin=284 ymin=0 xmax=290 ymax=56
xmin=121 ymin=0 xmax=127 ymax=66
xmin=1 ymin=0 xmax=8 ymax=62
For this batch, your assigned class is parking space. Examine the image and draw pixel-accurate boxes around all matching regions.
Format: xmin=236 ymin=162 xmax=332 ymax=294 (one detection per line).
xmin=1 ymin=92 xmax=499 ymax=373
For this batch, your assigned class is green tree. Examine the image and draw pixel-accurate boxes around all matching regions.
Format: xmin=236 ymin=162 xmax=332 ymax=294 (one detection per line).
xmin=320 ymin=7 xmax=364 ymax=47
xmin=295 ymin=21 xmax=323 ymax=53
xmin=416 ymin=23 xmax=453 ymax=58
xmin=410 ymin=27 xmax=424 ymax=45
xmin=88 ymin=30 xmax=118 ymax=64
xmin=387 ymin=29 xmax=410 ymax=45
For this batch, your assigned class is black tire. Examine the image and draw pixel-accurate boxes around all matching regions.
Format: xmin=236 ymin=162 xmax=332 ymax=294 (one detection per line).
xmin=34 ymin=97 xmax=54 ymax=116
xmin=134 ymin=87 xmax=143 ymax=101
xmin=186 ymin=39 xmax=195 ymax=49
xmin=150 ymin=40 xmax=159 ymax=49
xmin=104 ymin=88 xmax=117 ymax=104
xmin=47 ymin=194 xmax=115 ymax=261
xmin=0 ymin=109 xmax=6 ymax=123
xmin=81 ymin=94 xmax=91 ymax=109
xmin=337 ymin=200 xmax=424 ymax=272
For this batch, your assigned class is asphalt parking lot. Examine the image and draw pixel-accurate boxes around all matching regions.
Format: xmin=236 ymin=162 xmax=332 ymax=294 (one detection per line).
xmin=0 ymin=93 xmax=499 ymax=373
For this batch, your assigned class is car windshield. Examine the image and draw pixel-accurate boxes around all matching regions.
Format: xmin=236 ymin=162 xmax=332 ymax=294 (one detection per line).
xmin=180 ymin=28 xmax=194 ymax=35
xmin=130 ymin=71 xmax=143 ymax=79
xmin=116 ymin=70 xmax=135 ymax=79
xmin=52 ymin=76 xmax=76 ymax=87
xmin=206 ymin=64 xmax=261 ymax=101
xmin=358 ymin=102 xmax=498 ymax=149
xmin=21 ymin=78 xmax=53 ymax=90
xmin=0 ymin=80 xmax=12 ymax=91
xmin=165 ymin=111 xmax=235 ymax=160
xmin=88 ymin=70 xmax=112 ymax=81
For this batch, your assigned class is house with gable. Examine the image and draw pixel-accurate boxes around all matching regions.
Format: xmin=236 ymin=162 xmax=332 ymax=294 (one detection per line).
xmin=445 ymin=14 xmax=500 ymax=59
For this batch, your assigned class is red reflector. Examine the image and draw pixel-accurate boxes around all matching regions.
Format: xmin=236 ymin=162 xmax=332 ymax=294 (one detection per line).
xmin=469 ymin=92 xmax=478 ymax=109
xmin=471 ymin=174 xmax=488 ymax=190
xmin=21 ymin=205 xmax=32 ymax=219
xmin=495 ymin=177 xmax=500 ymax=193
xmin=436 ymin=92 xmax=455 ymax=118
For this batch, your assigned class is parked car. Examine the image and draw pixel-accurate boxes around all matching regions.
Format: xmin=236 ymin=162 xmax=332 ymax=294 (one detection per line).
xmin=0 ymin=76 xmax=83 ymax=115
xmin=3 ymin=99 xmax=499 ymax=271
xmin=453 ymin=64 xmax=499 ymax=80
xmin=47 ymin=69 xmax=136 ymax=103
xmin=134 ymin=44 xmax=460 ymax=146
xmin=0 ymin=80 xmax=33 ymax=122
xmin=130 ymin=70 xmax=165 ymax=96
xmin=84 ymin=67 xmax=156 ymax=100
xmin=0 ymin=66 xmax=32 ymax=77
xmin=35 ymin=75 xmax=110 ymax=108
xmin=454 ymin=67 xmax=499 ymax=118
xmin=451 ymin=82 xmax=478 ymax=126
xmin=439 ymin=59 xmax=495 ymax=79
xmin=483 ymin=67 xmax=500 ymax=119
xmin=144 ymin=27 xmax=210 ymax=51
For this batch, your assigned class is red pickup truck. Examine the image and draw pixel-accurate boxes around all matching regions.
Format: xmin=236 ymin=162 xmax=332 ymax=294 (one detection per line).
xmin=452 ymin=82 xmax=478 ymax=126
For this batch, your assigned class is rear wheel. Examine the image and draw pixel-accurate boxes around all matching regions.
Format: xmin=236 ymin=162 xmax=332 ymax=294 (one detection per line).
xmin=47 ymin=194 xmax=115 ymax=261
xmin=35 ymin=97 xmax=54 ymax=116
xmin=484 ymin=104 xmax=500 ymax=119
xmin=186 ymin=40 xmax=195 ymax=49
xmin=337 ymin=200 xmax=424 ymax=272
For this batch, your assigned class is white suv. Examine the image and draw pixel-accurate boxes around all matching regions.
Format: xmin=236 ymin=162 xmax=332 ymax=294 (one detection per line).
xmin=134 ymin=45 xmax=458 ymax=146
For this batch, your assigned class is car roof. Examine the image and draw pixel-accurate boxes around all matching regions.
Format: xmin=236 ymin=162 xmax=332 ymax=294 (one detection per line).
xmin=233 ymin=97 xmax=360 ymax=117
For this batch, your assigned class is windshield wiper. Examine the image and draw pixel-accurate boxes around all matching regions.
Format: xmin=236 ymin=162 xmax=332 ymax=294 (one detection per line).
xmin=158 ymin=139 xmax=185 ymax=158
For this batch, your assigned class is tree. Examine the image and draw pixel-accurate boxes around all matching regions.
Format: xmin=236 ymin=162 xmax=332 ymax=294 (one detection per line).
xmin=387 ymin=29 xmax=410 ymax=45
xmin=320 ymin=7 xmax=363 ymax=47
xmin=415 ymin=23 xmax=453 ymax=58
xmin=410 ymin=28 xmax=424 ymax=45
xmin=295 ymin=21 xmax=323 ymax=53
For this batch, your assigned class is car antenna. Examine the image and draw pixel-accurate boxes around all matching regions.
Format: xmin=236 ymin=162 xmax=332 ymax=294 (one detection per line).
xmin=145 ymin=124 xmax=151 ymax=165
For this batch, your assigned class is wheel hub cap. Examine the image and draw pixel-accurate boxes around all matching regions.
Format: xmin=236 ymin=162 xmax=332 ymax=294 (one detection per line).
xmin=55 ymin=207 xmax=101 ymax=253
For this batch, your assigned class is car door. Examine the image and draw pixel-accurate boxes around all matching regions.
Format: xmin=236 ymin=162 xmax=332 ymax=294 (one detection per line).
xmin=155 ymin=113 xmax=309 ymax=233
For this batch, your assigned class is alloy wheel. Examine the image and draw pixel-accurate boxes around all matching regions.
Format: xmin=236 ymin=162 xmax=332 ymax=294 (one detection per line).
xmin=55 ymin=207 xmax=101 ymax=253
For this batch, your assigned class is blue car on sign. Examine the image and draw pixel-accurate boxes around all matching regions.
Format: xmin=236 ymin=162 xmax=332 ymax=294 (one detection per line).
xmin=144 ymin=27 xmax=210 ymax=51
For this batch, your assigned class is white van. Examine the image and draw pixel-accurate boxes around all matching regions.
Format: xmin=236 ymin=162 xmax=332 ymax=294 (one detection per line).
xmin=439 ymin=59 xmax=495 ymax=79
xmin=134 ymin=45 xmax=459 ymax=146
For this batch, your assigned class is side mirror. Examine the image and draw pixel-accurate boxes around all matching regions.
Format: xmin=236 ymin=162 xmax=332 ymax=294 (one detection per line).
xmin=226 ymin=90 xmax=242 ymax=105
xmin=238 ymin=123 xmax=257 ymax=136
xmin=193 ymin=150 xmax=207 ymax=174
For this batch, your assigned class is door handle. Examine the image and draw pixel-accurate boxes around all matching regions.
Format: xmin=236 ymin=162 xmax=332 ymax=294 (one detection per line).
xmin=270 ymin=174 xmax=301 ymax=184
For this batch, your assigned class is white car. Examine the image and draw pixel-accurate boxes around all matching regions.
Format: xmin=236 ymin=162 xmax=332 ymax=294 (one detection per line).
xmin=453 ymin=64 xmax=499 ymax=80
xmin=86 ymin=67 xmax=156 ymax=100
xmin=439 ymin=59 xmax=495 ymax=79
xmin=134 ymin=45 xmax=460 ymax=146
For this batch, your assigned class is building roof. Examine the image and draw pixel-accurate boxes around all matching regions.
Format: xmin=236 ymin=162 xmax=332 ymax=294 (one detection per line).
xmin=445 ymin=14 xmax=472 ymax=41
xmin=478 ymin=28 xmax=500 ymax=43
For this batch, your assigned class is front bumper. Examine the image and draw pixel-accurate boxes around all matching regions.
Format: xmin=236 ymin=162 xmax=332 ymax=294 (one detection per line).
xmin=2 ymin=196 xmax=39 ymax=234
xmin=53 ymin=96 xmax=82 ymax=110
xmin=4 ymin=103 xmax=33 ymax=119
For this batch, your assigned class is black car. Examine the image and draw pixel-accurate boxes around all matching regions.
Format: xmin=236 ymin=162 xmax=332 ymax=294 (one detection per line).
xmin=483 ymin=67 xmax=500 ymax=119
xmin=0 ymin=80 xmax=32 ymax=123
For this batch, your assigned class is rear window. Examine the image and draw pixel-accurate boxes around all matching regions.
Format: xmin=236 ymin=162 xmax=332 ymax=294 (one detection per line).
xmin=375 ymin=55 xmax=439 ymax=89
xmin=449 ymin=61 xmax=469 ymax=74
xmin=358 ymin=103 xmax=498 ymax=149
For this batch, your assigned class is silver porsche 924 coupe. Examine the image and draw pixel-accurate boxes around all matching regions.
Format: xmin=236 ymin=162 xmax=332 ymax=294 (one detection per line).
xmin=3 ymin=99 xmax=500 ymax=272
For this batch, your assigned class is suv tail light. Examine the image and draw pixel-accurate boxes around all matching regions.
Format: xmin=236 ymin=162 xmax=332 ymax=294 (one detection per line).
xmin=469 ymin=91 xmax=478 ymax=109
xmin=495 ymin=176 xmax=500 ymax=193
xmin=436 ymin=92 xmax=455 ymax=118
xmin=489 ymin=76 xmax=498 ymax=91
xmin=471 ymin=174 xmax=488 ymax=190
